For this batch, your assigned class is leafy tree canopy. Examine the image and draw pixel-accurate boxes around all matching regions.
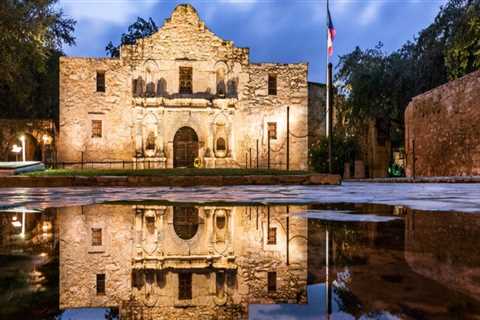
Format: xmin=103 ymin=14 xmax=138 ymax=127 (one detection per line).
xmin=0 ymin=0 xmax=76 ymax=118
xmin=106 ymin=17 xmax=158 ymax=57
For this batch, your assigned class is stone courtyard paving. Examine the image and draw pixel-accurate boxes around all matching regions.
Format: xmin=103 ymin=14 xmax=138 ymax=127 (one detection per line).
xmin=1 ymin=182 xmax=480 ymax=213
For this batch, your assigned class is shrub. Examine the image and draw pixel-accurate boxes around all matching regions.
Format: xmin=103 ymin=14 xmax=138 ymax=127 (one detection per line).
xmin=310 ymin=134 xmax=359 ymax=175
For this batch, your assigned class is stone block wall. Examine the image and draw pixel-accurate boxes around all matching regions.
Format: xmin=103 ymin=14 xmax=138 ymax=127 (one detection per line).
xmin=405 ymin=70 xmax=480 ymax=177
xmin=238 ymin=63 xmax=309 ymax=170
xmin=58 ymin=58 xmax=133 ymax=162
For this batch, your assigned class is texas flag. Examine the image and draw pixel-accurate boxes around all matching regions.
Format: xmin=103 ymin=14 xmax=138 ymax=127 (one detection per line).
xmin=327 ymin=2 xmax=336 ymax=57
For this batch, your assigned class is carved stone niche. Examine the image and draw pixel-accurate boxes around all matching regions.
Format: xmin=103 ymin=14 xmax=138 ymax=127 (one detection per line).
xmin=214 ymin=209 xmax=229 ymax=243
xmin=214 ymin=114 xmax=229 ymax=158
xmin=142 ymin=113 xmax=160 ymax=158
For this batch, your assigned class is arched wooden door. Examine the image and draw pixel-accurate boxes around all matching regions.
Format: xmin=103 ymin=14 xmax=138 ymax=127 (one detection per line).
xmin=173 ymin=127 xmax=199 ymax=168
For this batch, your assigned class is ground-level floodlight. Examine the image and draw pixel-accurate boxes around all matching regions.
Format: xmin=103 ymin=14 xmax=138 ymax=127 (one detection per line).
xmin=20 ymin=135 xmax=26 ymax=162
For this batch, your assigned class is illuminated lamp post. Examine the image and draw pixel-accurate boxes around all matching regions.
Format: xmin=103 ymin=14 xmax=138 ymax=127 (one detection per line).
xmin=20 ymin=135 xmax=26 ymax=162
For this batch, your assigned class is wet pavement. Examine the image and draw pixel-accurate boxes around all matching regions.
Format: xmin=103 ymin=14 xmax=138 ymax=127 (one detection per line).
xmin=1 ymin=202 xmax=480 ymax=319
xmin=1 ymin=182 xmax=480 ymax=213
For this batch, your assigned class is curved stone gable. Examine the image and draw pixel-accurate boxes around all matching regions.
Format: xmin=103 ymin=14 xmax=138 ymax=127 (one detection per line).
xmin=120 ymin=4 xmax=249 ymax=64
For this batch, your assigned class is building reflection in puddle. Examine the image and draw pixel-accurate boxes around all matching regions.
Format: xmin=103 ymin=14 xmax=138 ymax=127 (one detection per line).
xmin=58 ymin=204 xmax=308 ymax=319
xmin=2 ymin=203 xmax=480 ymax=319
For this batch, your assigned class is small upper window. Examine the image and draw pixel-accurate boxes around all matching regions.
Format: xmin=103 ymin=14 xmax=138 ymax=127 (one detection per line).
xmin=96 ymin=274 xmax=106 ymax=295
xmin=268 ymin=74 xmax=277 ymax=95
xmin=96 ymin=71 xmax=105 ymax=92
xmin=92 ymin=120 xmax=102 ymax=138
xmin=267 ymin=272 xmax=277 ymax=292
xmin=179 ymin=67 xmax=193 ymax=94
xmin=267 ymin=122 xmax=277 ymax=140
xmin=91 ymin=228 xmax=102 ymax=246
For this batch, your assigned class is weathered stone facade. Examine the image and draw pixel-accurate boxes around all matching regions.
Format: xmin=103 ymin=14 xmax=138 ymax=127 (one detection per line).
xmin=58 ymin=4 xmax=309 ymax=170
xmin=405 ymin=70 xmax=480 ymax=177
xmin=58 ymin=204 xmax=308 ymax=319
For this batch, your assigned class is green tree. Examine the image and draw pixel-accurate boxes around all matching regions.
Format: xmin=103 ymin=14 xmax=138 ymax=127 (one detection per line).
xmin=106 ymin=17 xmax=158 ymax=57
xmin=0 ymin=0 xmax=76 ymax=118
xmin=335 ymin=0 xmax=480 ymax=149
xmin=445 ymin=0 xmax=480 ymax=79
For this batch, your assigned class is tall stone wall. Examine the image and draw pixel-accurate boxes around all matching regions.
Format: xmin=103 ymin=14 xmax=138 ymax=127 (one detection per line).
xmin=405 ymin=70 xmax=480 ymax=177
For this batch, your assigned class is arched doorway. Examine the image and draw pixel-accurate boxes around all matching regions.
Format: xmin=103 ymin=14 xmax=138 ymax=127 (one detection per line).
xmin=173 ymin=127 xmax=199 ymax=168
xmin=173 ymin=206 xmax=199 ymax=240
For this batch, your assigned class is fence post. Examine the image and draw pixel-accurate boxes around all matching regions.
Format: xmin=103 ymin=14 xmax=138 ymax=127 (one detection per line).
xmin=249 ymin=147 xmax=252 ymax=169
xmin=267 ymin=132 xmax=271 ymax=169
xmin=286 ymin=106 xmax=290 ymax=171
xmin=81 ymin=152 xmax=84 ymax=170
xmin=256 ymin=139 xmax=259 ymax=169
xmin=245 ymin=152 xmax=248 ymax=168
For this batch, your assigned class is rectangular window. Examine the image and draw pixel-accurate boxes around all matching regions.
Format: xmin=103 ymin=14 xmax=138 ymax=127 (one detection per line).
xmin=268 ymin=272 xmax=277 ymax=292
xmin=96 ymin=274 xmax=106 ymax=295
xmin=178 ymin=273 xmax=192 ymax=300
xmin=179 ymin=67 xmax=193 ymax=94
xmin=91 ymin=228 xmax=102 ymax=246
xmin=91 ymin=120 xmax=102 ymax=138
xmin=267 ymin=122 xmax=277 ymax=140
xmin=96 ymin=71 xmax=105 ymax=92
xmin=268 ymin=74 xmax=277 ymax=95
xmin=267 ymin=227 xmax=277 ymax=245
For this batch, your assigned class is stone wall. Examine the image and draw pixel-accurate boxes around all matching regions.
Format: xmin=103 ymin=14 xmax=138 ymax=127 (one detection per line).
xmin=405 ymin=209 xmax=480 ymax=301
xmin=405 ymin=70 xmax=480 ymax=177
xmin=59 ymin=205 xmax=134 ymax=309
xmin=58 ymin=4 xmax=309 ymax=170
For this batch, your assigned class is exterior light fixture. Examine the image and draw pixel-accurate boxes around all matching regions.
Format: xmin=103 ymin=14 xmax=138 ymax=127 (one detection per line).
xmin=12 ymin=220 xmax=21 ymax=228
xmin=11 ymin=144 xmax=22 ymax=161
xmin=42 ymin=135 xmax=51 ymax=145
xmin=19 ymin=136 xmax=26 ymax=162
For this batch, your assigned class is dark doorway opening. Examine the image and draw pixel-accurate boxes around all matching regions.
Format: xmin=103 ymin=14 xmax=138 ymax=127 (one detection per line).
xmin=173 ymin=127 xmax=199 ymax=168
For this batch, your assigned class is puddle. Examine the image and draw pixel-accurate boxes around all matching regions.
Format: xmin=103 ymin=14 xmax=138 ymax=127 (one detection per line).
xmin=1 ymin=201 xmax=479 ymax=319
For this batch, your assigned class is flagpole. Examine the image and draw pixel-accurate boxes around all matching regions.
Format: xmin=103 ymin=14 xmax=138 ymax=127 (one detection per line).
xmin=326 ymin=0 xmax=333 ymax=173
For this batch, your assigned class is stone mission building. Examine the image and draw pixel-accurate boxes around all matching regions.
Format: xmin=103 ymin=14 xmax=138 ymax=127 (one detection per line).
xmin=58 ymin=4 xmax=310 ymax=170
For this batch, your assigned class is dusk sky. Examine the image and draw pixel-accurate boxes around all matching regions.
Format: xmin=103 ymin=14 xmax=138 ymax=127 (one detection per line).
xmin=59 ymin=0 xmax=447 ymax=83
